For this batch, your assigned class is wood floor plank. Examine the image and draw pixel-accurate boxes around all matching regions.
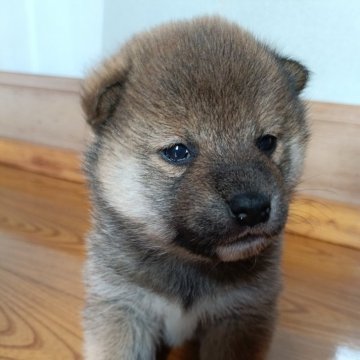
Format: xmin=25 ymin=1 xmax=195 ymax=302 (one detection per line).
xmin=0 ymin=236 xmax=83 ymax=360
xmin=0 ymin=165 xmax=88 ymax=255
xmin=0 ymin=164 xmax=359 ymax=360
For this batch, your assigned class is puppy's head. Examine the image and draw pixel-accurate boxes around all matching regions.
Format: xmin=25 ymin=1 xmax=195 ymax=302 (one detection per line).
xmin=82 ymin=17 xmax=309 ymax=263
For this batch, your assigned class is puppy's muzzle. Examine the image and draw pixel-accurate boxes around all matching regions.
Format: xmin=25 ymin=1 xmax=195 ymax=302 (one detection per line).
xmin=228 ymin=192 xmax=271 ymax=227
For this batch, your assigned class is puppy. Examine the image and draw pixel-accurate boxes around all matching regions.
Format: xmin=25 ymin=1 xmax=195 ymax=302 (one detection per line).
xmin=81 ymin=16 xmax=309 ymax=360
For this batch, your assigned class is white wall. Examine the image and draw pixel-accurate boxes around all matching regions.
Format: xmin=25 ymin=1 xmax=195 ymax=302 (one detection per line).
xmin=1 ymin=0 xmax=359 ymax=104
xmin=0 ymin=0 xmax=104 ymax=77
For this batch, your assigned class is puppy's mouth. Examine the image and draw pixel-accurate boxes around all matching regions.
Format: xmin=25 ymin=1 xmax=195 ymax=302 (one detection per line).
xmin=215 ymin=234 xmax=273 ymax=262
xmin=174 ymin=227 xmax=278 ymax=262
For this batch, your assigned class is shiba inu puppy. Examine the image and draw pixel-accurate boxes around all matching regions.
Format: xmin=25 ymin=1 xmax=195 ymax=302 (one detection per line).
xmin=82 ymin=16 xmax=309 ymax=360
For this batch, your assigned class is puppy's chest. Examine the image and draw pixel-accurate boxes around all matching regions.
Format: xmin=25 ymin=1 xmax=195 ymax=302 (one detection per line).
xmin=149 ymin=290 xmax=241 ymax=346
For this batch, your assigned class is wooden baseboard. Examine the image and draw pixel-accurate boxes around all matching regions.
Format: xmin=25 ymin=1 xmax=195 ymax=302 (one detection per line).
xmin=0 ymin=72 xmax=87 ymax=152
xmin=302 ymin=101 xmax=360 ymax=205
xmin=0 ymin=137 xmax=359 ymax=250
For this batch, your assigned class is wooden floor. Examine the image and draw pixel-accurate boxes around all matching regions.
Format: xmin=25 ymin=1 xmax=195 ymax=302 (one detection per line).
xmin=0 ymin=165 xmax=359 ymax=360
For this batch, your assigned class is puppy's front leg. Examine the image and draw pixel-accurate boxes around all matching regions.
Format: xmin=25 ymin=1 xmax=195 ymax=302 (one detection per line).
xmin=199 ymin=315 xmax=275 ymax=360
xmin=83 ymin=298 xmax=159 ymax=360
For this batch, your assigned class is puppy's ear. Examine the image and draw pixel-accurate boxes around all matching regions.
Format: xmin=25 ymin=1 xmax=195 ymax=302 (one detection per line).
xmin=81 ymin=55 xmax=130 ymax=128
xmin=278 ymin=57 xmax=309 ymax=94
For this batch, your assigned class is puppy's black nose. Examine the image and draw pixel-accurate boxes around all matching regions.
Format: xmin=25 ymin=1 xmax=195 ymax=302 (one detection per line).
xmin=228 ymin=193 xmax=271 ymax=227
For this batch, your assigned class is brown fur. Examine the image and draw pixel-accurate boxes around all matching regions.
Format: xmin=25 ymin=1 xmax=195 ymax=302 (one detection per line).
xmin=82 ymin=16 xmax=309 ymax=359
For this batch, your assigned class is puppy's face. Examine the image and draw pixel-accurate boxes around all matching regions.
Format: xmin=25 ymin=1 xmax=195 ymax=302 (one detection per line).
xmin=83 ymin=18 xmax=309 ymax=262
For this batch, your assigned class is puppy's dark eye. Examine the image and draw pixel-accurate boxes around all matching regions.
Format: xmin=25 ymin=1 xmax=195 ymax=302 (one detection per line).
xmin=161 ymin=144 xmax=191 ymax=163
xmin=256 ymin=135 xmax=277 ymax=154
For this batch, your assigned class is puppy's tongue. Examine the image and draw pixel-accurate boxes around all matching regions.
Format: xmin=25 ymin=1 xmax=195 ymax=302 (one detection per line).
xmin=216 ymin=237 xmax=268 ymax=262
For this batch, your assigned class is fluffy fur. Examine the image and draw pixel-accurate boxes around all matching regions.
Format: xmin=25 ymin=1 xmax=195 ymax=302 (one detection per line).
xmin=82 ymin=16 xmax=309 ymax=360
